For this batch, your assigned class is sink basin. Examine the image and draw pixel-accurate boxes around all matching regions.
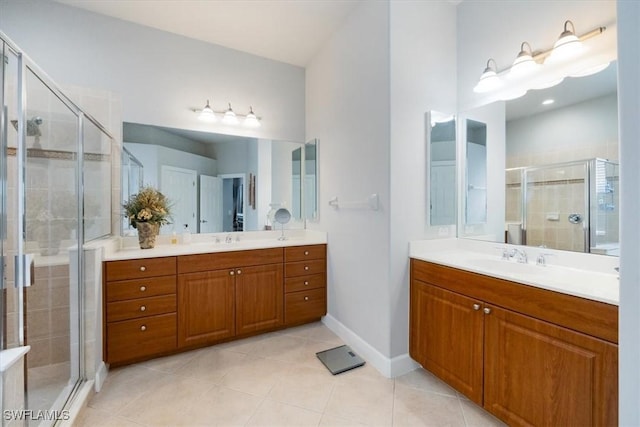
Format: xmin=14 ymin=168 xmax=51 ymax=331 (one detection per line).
xmin=465 ymin=258 xmax=544 ymax=276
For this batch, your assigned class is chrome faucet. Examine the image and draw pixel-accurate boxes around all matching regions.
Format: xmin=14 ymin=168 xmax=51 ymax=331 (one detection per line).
xmin=225 ymin=234 xmax=233 ymax=243
xmin=508 ymin=248 xmax=528 ymax=263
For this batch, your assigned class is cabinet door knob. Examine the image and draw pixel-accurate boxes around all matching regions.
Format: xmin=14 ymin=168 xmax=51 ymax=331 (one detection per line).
xmin=140 ymin=325 xmax=147 ymax=331
xmin=304 ymin=296 xmax=309 ymax=301
xmin=304 ymin=266 xmax=309 ymax=271
xmin=304 ymin=281 xmax=309 ymax=286
xmin=140 ymin=266 xmax=146 ymax=272
xmin=140 ymin=286 xmax=146 ymax=292
xmin=473 ymin=304 xmax=481 ymax=311
xmin=230 ymin=270 xmax=235 ymax=276
xmin=304 ymin=251 xmax=309 ymax=255
xmin=237 ymin=269 xmax=242 ymax=275
xmin=483 ymin=307 xmax=492 ymax=315
xmin=140 ymin=306 xmax=146 ymax=312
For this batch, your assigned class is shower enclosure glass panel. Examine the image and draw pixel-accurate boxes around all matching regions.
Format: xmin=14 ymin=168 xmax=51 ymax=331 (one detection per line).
xmin=590 ymin=159 xmax=620 ymax=255
xmin=524 ymin=163 xmax=588 ymax=252
xmin=2 ymin=30 xmax=114 ymax=425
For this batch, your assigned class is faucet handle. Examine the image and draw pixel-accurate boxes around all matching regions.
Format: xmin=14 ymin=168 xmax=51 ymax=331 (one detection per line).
xmin=495 ymin=246 xmax=510 ymax=260
xmin=536 ymin=253 xmax=554 ymax=266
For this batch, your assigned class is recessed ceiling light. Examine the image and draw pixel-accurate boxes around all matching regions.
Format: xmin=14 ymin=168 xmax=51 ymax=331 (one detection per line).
xmin=542 ymin=99 xmax=555 ymax=105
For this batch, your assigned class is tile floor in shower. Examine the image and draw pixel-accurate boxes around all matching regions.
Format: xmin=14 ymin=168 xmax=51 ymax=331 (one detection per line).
xmin=76 ymin=322 xmax=505 ymax=426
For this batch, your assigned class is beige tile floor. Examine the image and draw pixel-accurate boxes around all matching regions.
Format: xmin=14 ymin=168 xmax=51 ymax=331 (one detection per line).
xmin=75 ymin=322 xmax=505 ymax=426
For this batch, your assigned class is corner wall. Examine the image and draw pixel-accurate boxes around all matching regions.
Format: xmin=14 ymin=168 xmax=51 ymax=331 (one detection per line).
xmin=305 ymin=1 xmax=392 ymax=365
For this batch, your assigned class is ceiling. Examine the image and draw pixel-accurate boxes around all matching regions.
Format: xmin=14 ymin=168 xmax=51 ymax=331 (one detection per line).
xmin=506 ymin=62 xmax=618 ymax=121
xmin=54 ymin=0 xmax=362 ymax=67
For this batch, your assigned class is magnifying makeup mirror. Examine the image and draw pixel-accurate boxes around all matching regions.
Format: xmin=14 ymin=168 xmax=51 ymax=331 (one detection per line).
xmin=274 ymin=208 xmax=291 ymax=240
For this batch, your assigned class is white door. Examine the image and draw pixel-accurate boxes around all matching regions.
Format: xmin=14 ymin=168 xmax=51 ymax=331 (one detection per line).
xmin=161 ymin=165 xmax=197 ymax=235
xmin=200 ymin=175 xmax=222 ymax=233
xmin=430 ymin=161 xmax=456 ymax=226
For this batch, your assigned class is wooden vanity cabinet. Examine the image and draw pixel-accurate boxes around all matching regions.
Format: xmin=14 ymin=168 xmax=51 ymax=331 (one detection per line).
xmin=104 ymin=257 xmax=177 ymax=365
xmin=177 ymin=248 xmax=284 ymax=348
xmin=410 ymin=259 xmax=618 ymax=427
xmin=284 ymin=245 xmax=327 ymax=325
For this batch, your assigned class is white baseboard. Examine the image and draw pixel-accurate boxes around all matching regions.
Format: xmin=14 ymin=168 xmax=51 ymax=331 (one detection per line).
xmin=94 ymin=361 xmax=108 ymax=392
xmin=321 ymin=314 xmax=418 ymax=378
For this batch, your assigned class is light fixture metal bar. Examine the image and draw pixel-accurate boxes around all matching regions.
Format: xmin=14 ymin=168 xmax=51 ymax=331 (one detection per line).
xmin=191 ymin=107 xmax=262 ymax=120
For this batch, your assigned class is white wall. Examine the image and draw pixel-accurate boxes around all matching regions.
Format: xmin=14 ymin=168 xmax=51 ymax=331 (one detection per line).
xmin=306 ymin=1 xmax=392 ymax=364
xmin=0 ymin=0 xmax=305 ymax=142
xmin=388 ymin=1 xmax=457 ymax=360
xmin=617 ymin=1 xmax=640 ymax=423
xmin=506 ymin=93 xmax=618 ymax=164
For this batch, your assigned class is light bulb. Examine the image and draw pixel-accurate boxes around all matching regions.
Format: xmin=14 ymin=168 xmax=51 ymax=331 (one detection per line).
xmin=244 ymin=106 xmax=261 ymax=128
xmin=223 ymin=103 xmax=239 ymax=125
xmin=474 ymin=59 xmax=502 ymax=93
xmin=198 ymin=100 xmax=216 ymax=122
xmin=509 ymin=42 xmax=540 ymax=79
xmin=548 ymin=20 xmax=583 ymax=63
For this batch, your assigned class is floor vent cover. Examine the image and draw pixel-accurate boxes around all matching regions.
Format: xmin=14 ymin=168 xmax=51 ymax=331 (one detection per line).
xmin=316 ymin=345 xmax=365 ymax=375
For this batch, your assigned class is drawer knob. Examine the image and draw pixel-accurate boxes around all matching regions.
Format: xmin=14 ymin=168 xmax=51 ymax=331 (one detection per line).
xmin=483 ymin=307 xmax=492 ymax=315
xmin=140 ymin=306 xmax=146 ymax=312
xmin=140 ymin=286 xmax=147 ymax=292
xmin=304 ymin=251 xmax=309 ymax=255
xmin=473 ymin=304 xmax=480 ymax=311
xmin=304 ymin=281 xmax=309 ymax=286
xmin=140 ymin=325 xmax=147 ymax=331
xmin=304 ymin=296 xmax=309 ymax=301
xmin=304 ymin=266 xmax=309 ymax=271
xmin=230 ymin=271 xmax=235 ymax=276
xmin=140 ymin=266 xmax=146 ymax=272
xmin=237 ymin=269 xmax=242 ymax=275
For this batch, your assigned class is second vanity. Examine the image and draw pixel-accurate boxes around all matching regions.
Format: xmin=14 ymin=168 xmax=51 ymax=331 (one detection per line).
xmin=409 ymin=238 xmax=618 ymax=427
xmin=102 ymin=231 xmax=327 ymax=366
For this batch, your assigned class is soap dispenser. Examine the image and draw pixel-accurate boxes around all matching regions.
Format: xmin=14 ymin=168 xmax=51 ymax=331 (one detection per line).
xmin=182 ymin=224 xmax=192 ymax=244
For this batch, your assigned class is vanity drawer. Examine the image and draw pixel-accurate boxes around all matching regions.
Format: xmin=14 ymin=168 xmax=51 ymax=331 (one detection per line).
xmin=106 ymin=275 xmax=176 ymax=302
xmin=285 ymin=259 xmax=326 ymax=278
xmin=105 ymin=257 xmax=177 ymax=281
xmin=107 ymin=295 xmax=176 ymax=322
xmin=285 ymin=273 xmax=326 ymax=293
xmin=285 ymin=288 xmax=326 ymax=325
xmin=178 ymin=248 xmax=283 ymax=274
xmin=284 ymin=245 xmax=326 ymax=262
xmin=106 ymin=313 xmax=177 ymax=364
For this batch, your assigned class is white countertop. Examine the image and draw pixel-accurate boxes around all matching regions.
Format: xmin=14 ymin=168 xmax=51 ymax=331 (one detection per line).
xmin=410 ymin=238 xmax=619 ymax=306
xmin=103 ymin=230 xmax=328 ymax=261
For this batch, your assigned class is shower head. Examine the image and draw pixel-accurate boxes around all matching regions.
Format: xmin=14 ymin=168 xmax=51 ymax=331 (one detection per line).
xmin=10 ymin=116 xmax=43 ymax=137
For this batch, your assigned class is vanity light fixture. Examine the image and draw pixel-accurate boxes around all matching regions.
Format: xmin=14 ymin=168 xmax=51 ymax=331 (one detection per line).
xmin=547 ymin=20 xmax=583 ymax=63
xmin=223 ymin=103 xmax=239 ymax=125
xmin=473 ymin=59 xmax=501 ymax=93
xmin=198 ymin=100 xmax=216 ymax=122
xmin=192 ymin=101 xmax=262 ymax=127
xmin=473 ymin=19 xmax=608 ymax=100
xmin=244 ymin=106 xmax=261 ymax=128
xmin=509 ymin=42 xmax=540 ymax=79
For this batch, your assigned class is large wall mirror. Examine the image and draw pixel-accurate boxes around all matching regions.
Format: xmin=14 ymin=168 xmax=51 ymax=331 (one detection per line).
xmin=455 ymin=61 xmax=619 ymax=255
xmin=120 ymin=122 xmax=319 ymax=235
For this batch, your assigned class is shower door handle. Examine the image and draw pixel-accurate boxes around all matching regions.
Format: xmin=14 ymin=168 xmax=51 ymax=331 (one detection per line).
xmin=568 ymin=213 xmax=583 ymax=224
xmin=14 ymin=253 xmax=35 ymax=287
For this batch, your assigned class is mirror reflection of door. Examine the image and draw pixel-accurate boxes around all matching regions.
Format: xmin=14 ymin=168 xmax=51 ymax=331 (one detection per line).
xmin=292 ymin=147 xmax=302 ymax=219
xmin=304 ymin=140 xmax=318 ymax=220
xmin=429 ymin=114 xmax=456 ymax=226
xmin=161 ymin=165 xmax=197 ymax=234
xmin=220 ymin=174 xmax=245 ymax=232
xmin=199 ymin=175 xmax=222 ymax=233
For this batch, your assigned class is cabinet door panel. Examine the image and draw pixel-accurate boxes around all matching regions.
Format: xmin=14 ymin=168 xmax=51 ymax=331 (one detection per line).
xmin=484 ymin=306 xmax=618 ymax=427
xmin=410 ymin=280 xmax=484 ymax=404
xmin=236 ymin=264 xmax=284 ymax=335
xmin=178 ymin=270 xmax=235 ymax=347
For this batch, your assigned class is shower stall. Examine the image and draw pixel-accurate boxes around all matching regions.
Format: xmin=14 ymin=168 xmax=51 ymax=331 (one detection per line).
xmin=505 ymin=158 xmax=620 ymax=255
xmin=1 ymin=32 xmax=114 ymax=424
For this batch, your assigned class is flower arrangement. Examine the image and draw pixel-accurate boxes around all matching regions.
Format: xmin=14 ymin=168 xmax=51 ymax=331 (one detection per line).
xmin=123 ymin=186 xmax=172 ymax=229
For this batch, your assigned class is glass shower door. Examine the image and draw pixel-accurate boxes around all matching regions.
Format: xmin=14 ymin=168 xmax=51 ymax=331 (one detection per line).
xmin=523 ymin=162 xmax=589 ymax=252
xmin=2 ymin=43 xmax=82 ymax=424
